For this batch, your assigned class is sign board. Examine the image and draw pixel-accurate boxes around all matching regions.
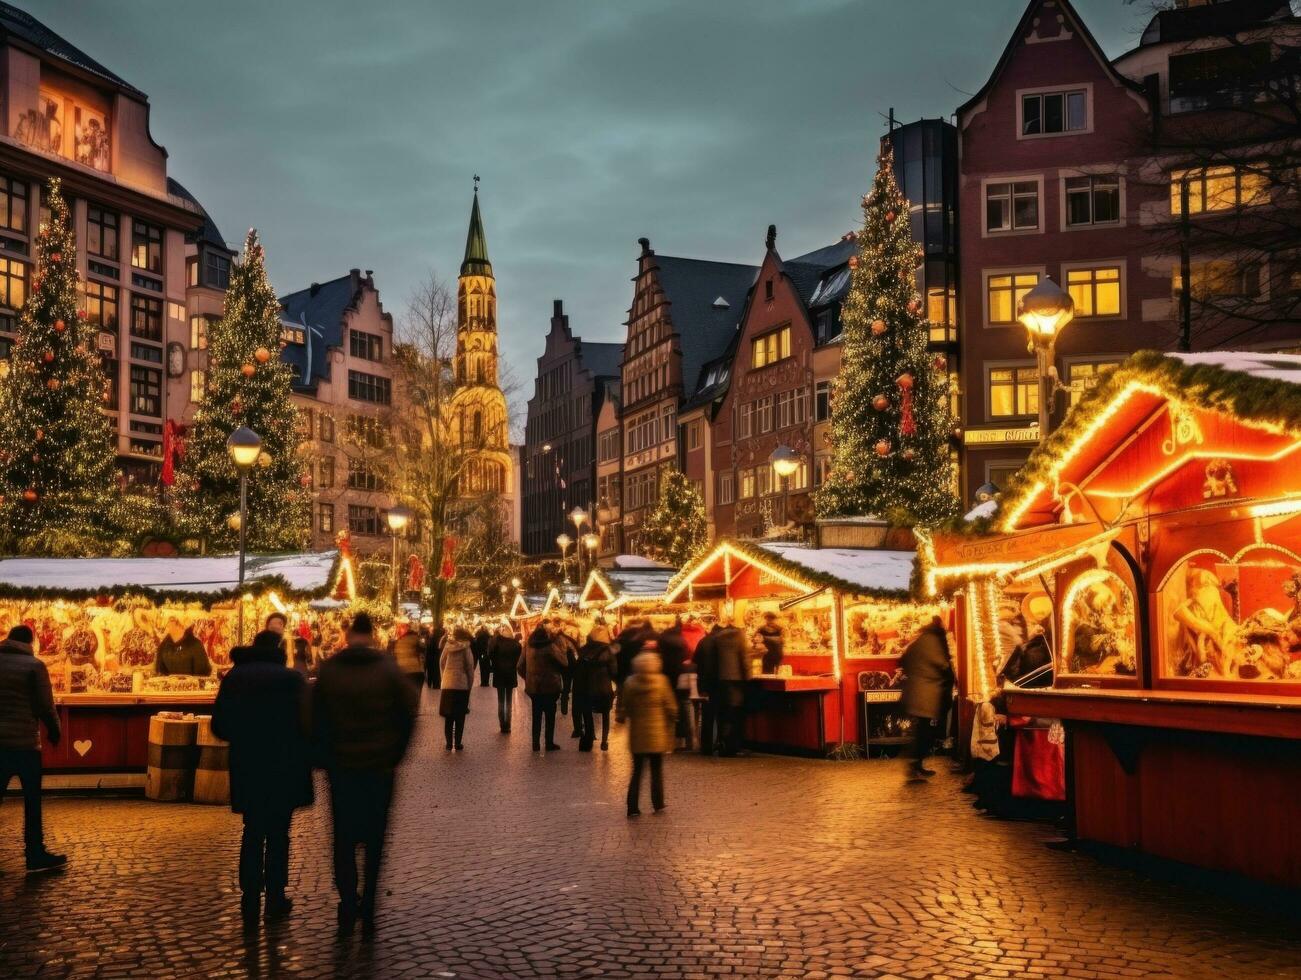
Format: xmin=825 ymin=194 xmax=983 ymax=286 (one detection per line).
xmin=932 ymin=521 xmax=1105 ymax=566
xmin=96 ymin=331 xmax=116 ymax=354
xmin=963 ymin=425 xmax=1040 ymax=446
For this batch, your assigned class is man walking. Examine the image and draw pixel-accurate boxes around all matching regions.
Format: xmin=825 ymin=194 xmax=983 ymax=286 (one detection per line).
xmin=694 ymin=624 xmax=721 ymax=755
xmin=0 ymin=624 xmax=65 ymax=873
xmin=519 ymin=624 xmax=567 ymax=752
xmin=899 ymin=616 xmax=954 ymax=778
xmin=310 ymin=613 xmax=418 ymax=936
xmin=212 ymin=629 xmax=313 ymax=924
xmin=713 ymin=619 xmax=751 ymax=757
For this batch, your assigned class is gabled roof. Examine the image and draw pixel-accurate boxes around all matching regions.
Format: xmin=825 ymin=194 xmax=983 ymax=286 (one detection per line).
xmin=785 ymin=238 xmax=857 ymax=310
xmin=279 ymin=274 xmax=362 ymax=392
xmin=166 ymin=178 xmax=230 ymax=253
xmin=1135 ymin=0 xmax=1295 ymax=48
xmin=461 ymin=191 xmax=492 ymax=278
xmin=957 ymin=0 xmax=1146 ymax=123
xmin=0 ymin=1 xmax=144 ymax=98
xmin=578 ymin=340 xmax=623 ymax=380
xmin=654 ymin=254 xmax=756 ymax=399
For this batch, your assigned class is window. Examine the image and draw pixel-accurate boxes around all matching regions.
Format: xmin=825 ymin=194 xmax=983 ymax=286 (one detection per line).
xmin=986 ymin=461 xmax=1025 ymax=493
xmin=756 ymin=466 xmax=773 ymax=497
xmin=986 ymin=271 xmax=1039 ymax=325
xmin=751 ymin=326 xmax=791 ymax=368
xmin=203 ymin=252 xmax=230 ymax=289
xmin=318 ymin=457 xmax=335 ymax=489
xmin=131 ymin=221 xmax=162 ymax=274
xmin=319 ymin=414 xmax=335 ymax=442
xmin=1174 ymin=260 xmax=1262 ymax=301
xmin=686 ymin=421 xmax=701 ymax=451
xmin=130 ymin=294 xmax=162 ymax=341
xmin=717 ymin=471 xmax=735 ymax=505
xmin=1021 ymin=89 xmax=1087 ymax=136
xmin=815 ymin=380 xmax=831 ymax=422
xmin=346 ymin=414 xmax=387 ymax=450
xmin=927 ymin=286 xmax=957 ymax=343
xmin=190 ymin=369 xmax=205 ymax=402
xmin=1171 ymin=165 xmax=1269 ymax=215
xmin=350 ymin=330 xmax=383 ymax=361
xmin=130 ymin=342 xmax=162 ymax=364
xmin=814 ymin=455 xmax=832 ymax=487
xmin=190 ymin=315 xmax=209 ymax=349
xmin=784 ymin=460 xmax=809 ymax=492
xmin=738 ymin=402 xmax=754 ymax=440
xmin=1065 ymin=266 xmax=1122 ymax=317
xmin=348 ymin=370 xmax=391 ymax=404
xmin=0 ymin=176 xmax=27 ymax=234
xmin=756 ymin=396 xmax=773 ymax=434
xmin=348 ymin=505 xmax=379 ymax=536
xmin=347 ymin=457 xmax=385 ymax=491
xmin=776 ymin=389 xmax=805 ymax=430
xmin=0 ymin=258 xmax=27 ymax=310
xmin=297 ymin=408 xmax=314 ymax=440
xmin=1169 ymin=43 xmax=1271 ymax=113
xmin=319 ymin=504 xmax=334 ymax=534
xmin=740 ymin=468 xmax=756 ymax=500
xmin=86 ymin=205 xmax=118 ymax=260
xmin=128 ymin=365 xmax=162 ymax=416
xmin=598 ymin=428 xmax=620 ymax=462
xmin=1065 ymin=176 xmax=1120 ymax=227
xmin=187 ymin=257 xmax=198 ymax=287
xmin=988 ymin=365 xmax=1039 ymax=418
xmin=764 ymin=278 xmax=774 ymax=301
xmin=84 ymin=280 xmax=118 ymax=331
xmin=1066 ymin=360 xmax=1120 ymax=406
xmin=985 ymin=181 xmax=1039 ymax=232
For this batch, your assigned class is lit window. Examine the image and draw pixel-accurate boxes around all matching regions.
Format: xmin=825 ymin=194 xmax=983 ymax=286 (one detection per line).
xmin=0 ymin=176 xmax=28 ymax=234
xmin=985 ymin=181 xmax=1039 ymax=232
xmin=0 ymin=258 xmax=28 ymax=310
xmin=1171 ymin=165 xmax=1269 ymax=215
xmin=1173 ymin=261 xmax=1262 ymax=301
xmin=717 ymin=471 xmax=734 ymax=505
xmin=86 ymin=205 xmax=118 ymax=260
xmin=988 ymin=365 xmax=1039 ymax=418
xmin=129 ymin=365 xmax=162 ymax=416
xmin=927 ymin=286 xmax=957 ymax=343
xmin=84 ymin=280 xmax=119 ymax=331
xmin=131 ymin=221 xmax=162 ymax=274
xmin=189 ymin=369 xmax=205 ymax=402
xmin=1066 ymin=361 xmax=1120 ymax=406
xmin=130 ymin=294 xmax=162 ymax=341
xmin=814 ymin=456 xmax=831 ymax=487
xmin=319 ymin=504 xmax=334 ymax=534
xmin=740 ymin=468 xmax=756 ymax=500
xmin=751 ymin=326 xmax=791 ymax=369
xmin=1066 ymin=266 xmax=1122 ymax=317
xmin=190 ymin=315 xmax=209 ymax=350
xmin=1022 ymin=90 xmax=1087 ymax=136
xmin=1065 ymin=176 xmax=1120 ymax=226
xmin=986 ymin=272 xmax=1039 ymax=325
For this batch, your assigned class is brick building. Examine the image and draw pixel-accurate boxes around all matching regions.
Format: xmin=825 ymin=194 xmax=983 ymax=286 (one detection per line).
xmin=521 ymin=298 xmax=621 ymax=558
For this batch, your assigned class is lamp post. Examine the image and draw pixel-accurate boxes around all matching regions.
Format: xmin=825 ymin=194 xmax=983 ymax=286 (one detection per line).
xmin=556 ymin=533 xmax=573 ymax=585
xmin=1016 ymin=278 xmax=1075 ymax=445
xmin=769 ymin=444 xmax=802 ymax=534
xmin=386 ymin=504 xmax=413 ymax=613
xmin=226 ymin=427 xmax=262 ymax=644
xmin=582 ymin=532 xmax=600 ymax=575
xmin=569 ymin=505 xmax=589 ymax=579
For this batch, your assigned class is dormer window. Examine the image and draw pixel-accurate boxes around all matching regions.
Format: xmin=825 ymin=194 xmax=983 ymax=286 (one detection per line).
xmin=1020 ymin=88 xmax=1087 ymax=137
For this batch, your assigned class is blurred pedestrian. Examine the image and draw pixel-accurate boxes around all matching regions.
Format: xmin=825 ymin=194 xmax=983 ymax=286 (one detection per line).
xmin=518 ymin=623 xmax=567 ymax=752
xmin=392 ymin=622 xmax=425 ymax=691
xmin=714 ymin=619 xmax=750 ymax=757
xmin=694 ymin=623 xmax=721 ymax=755
xmin=899 ymin=616 xmax=954 ymax=779
xmin=439 ymin=627 xmax=476 ymax=751
xmin=425 ymin=622 xmax=447 ymax=690
xmin=551 ymin=620 xmax=580 ymax=734
xmin=488 ymin=625 xmax=522 ymax=733
xmin=472 ymin=622 xmax=492 ymax=686
xmin=0 ymin=624 xmax=65 ymax=873
xmin=573 ymin=623 xmax=616 ymax=751
xmin=680 ymin=614 xmax=707 ymax=655
xmin=212 ymin=629 xmax=313 ymax=923
xmin=757 ymin=612 xmax=785 ymax=674
xmin=615 ymin=619 xmax=652 ymax=686
xmin=616 ymin=648 xmax=678 ymax=817
xmin=310 ymin=613 xmax=418 ymax=937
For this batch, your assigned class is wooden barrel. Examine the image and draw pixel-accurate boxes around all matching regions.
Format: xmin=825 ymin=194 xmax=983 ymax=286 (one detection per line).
xmin=144 ymin=715 xmax=198 ymax=802
xmin=192 ymin=715 xmax=230 ymax=806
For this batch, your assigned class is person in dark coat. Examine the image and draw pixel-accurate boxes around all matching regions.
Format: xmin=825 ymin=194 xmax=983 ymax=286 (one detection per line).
xmin=212 ymin=629 xmax=313 ymax=923
xmin=573 ymin=624 xmax=617 ymax=751
xmin=657 ymin=619 xmax=691 ymax=748
xmin=472 ymin=624 xmax=492 ymax=686
xmin=0 ymin=624 xmax=65 ymax=873
xmin=713 ymin=622 xmax=751 ymax=757
xmin=551 ymin=621 xmax=580 ymax=733
xmin=757 ymin=612 xmax=785 ymax=674
xmin=424 ymin=624 xmax=446 ymax=690
xmin=153 ymin=617 xmax=211 ymax=676
xmin=488 ymin=625 xmax=522 ymax=733
xmin=614 ymin=620 xmax=652 ymax=687
xmin=309 ymin=613 xmax=419 ymax=936
xmin=899 ymin=616 xmax=955 ymax=778
xmin=693 ymin=625 xmax=721 ymax=755
xmin=518 ymin=624 xmax=567 ymax=752
xmin=292 ymin=635 xmax=313 ymax=676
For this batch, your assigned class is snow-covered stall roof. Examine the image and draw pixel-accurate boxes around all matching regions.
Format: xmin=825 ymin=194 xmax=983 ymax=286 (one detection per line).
xmin=580 ymin=565 xmax=676 ymax=608
xmin=611 ymin=554 xmax=672 ymax=570
xmin=0 ymin=551 xmax=339 ymax=602
xmin=1169 ymin=351 xmax=1301 ymax=385
xmin=757 ymin=543 xmax=915 ymax=597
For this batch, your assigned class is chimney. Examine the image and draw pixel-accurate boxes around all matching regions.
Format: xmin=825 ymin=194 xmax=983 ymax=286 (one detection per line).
xmin=364 ymin=269 xmax=374 ymax=288
xmin=309 ymin=282 xmax=321 ymax=297
xmin=553 ymin=299 xmax=564 ymax=318
xmin=349 ymin=268 xmax=362 ymax=291
xmin=638 ymin=237 xmax=652 ymax=256
xmin=766 ymin=224 xmax=777 ymax=251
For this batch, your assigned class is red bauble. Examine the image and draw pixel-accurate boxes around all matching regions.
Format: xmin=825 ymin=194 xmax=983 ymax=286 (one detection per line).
xmin=885 ymin=210 xmax=896 ymax=223
xmin=906 ymin=298 xmax=921 ymax=315
xmin=42 ymin=350 xmax=54 ymax=364
xmin=254 ymin=347 xmax=272 ymax=364
xmin=231 ymin=399 xmax=243 ymax=415
xmin=847 ymin=256 xmax=859 ymax=269
xmin=872 ymin=394 xmax=889 ymax=411
xmin=45 ymin=378 xmax=59 ymax=390
xmin=951 ymin=426 xmax=962 ymax=440
xmin=874 ymin=439 xmax=891 ymax=458
xmin=871 ymin=319 xmax=887 ymax=336
xmin=54 ymin=319 xmax=66 ymax=333
xmin=50 ymin=252 xmax=61 ymax=263
xmin=35 ymin=428 xmax=44 ymax=441
xmin=240 ymin=363 xmax=256 ymax=378
xmin=902 ymin=448 xmax=916 ymax=461
xmin=77 ymin=309 xmax=88 ymax=320
xmin=22 ymin=488 xmax=38 ymax=503
xmin=299 ymin=474 xmax=312 ymax=488
xmin=896 ymin=372 xmax=914 ymax=390
xmin=932 ymin=355 xmax=947 ymax=372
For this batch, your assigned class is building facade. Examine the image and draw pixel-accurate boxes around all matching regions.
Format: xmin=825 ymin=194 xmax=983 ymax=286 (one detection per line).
xmin=594 ymin=384 xmax=622 ymax=560
xmin=520 ymin=298 xmax=621 ymax=557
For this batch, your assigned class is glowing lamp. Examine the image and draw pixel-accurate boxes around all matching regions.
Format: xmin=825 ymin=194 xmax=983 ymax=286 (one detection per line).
xmin=569 ymin=506 xmax=589 ymax=528
xmin=769 ymin=445 xmax=801 ymax=479
xmin=556 ymin=533 xmax=572 ymax=552
xmin=226 ymin=427 xmax=263 ymax=470
xmin=386 ymin=504 xmax=413 ymax=534
xmin=583 ymin=532 xmax=600 ymax=552
xmin=1016 ymin=278 xmax=1074 ymax=345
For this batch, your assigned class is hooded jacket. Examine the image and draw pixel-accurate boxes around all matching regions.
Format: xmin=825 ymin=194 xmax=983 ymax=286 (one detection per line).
xmin=310 ymin=642 xmax=419 ymax=771
xmin=488 ymin=631 xmax=522 ymax=689
xmin=517 ymin=626 xmax=567 ymax=696
xmin=0 ymin=638 xmax=60 ymax=751
xmin=573 ymin=632 xmax=617 ymax=703
xmin=439 ymin=637 xmax=477 ymax=691
xmin=616 ymin=654 xmax=679 ymax=755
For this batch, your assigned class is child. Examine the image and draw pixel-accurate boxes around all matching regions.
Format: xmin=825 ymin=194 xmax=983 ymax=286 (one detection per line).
xmin=616 ymin=646 xmax=679 ymax=817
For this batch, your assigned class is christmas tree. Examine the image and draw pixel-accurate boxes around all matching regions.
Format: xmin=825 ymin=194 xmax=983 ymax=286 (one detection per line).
xmin=172 ymin=230 xmax=309 ymax=551
xmin=816 ymin=144 xmax=958 ymax=527
xmin=0 ymin=178 xmax=117 ymax=552
xmin=640 ymin=469 xmax=707 ymax=567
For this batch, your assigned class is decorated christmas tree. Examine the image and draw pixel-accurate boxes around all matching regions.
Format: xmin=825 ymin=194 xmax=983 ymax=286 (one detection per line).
xmin=0 ymin=179 xmax=117 ymax=552
xmin=172 ymin=230 xmax=309 ymax=551
xmin=816 ymin=144 xmax=958 ymax=527
xmin=640 ymin=469 xmax=707 ymax=567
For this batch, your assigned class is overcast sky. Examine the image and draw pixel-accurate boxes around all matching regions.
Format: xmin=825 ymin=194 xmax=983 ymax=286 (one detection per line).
xmin=32 ymin=0 xmax=1152 ymax=380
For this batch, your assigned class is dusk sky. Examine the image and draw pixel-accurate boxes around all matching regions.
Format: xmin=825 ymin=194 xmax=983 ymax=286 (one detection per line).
xmin=32 ymin=0 xmax=1152 ymax=383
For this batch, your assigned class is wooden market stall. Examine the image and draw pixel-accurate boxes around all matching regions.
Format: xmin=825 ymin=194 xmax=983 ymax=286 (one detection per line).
xmin=925 ymin=351 xmax=1301 ymax=887
xmin=665 ymin=538 xmax=946 ymax=756
xmin=578 ymin=562 xmax=678 ymax=627
xmin=0 ymin=551 xmax=339 ymax=780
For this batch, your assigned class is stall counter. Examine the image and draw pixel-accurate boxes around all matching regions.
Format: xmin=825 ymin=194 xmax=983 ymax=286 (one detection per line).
xmin=745 ymin=674 xmax=841 ymax=757
xmin=42 ymin=693 xmax=217 ymax=773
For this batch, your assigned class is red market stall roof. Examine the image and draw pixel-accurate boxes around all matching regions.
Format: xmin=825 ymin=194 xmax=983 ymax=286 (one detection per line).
xmin=994 ymin=351 xmax=1301 ymax=533
xmin=0 ymin=551 xmax=341 ymax=605
xmin=664 ymin=539 xmax=915 ymax=604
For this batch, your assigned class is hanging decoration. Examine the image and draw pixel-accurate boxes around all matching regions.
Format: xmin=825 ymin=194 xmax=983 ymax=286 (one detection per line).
xmin=406 ymin=553 xmax=426 ymax=593
xmin=897 ymin=372 xmax=916 ymax=437
xmin=160 ymin=420 xmax=187 ymax=488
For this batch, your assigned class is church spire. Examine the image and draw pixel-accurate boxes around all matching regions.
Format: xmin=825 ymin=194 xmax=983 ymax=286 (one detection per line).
xmin=461 ymin=177 xmax=492 ymax=278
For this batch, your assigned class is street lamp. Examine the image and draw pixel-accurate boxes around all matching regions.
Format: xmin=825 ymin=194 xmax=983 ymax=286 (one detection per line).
xmin=770 ymin=445 xmax=803 ymax=534
xmin=583 ymin=532 xmax=600 ymax=572
xmin=226 ymin=426 xmax=262 ymax=644
xmin=556 ymin=532 xmax=573 ymax=585
xmin=386 ymin=504 xmax=413 ymax=613
xmin=570 ymin=506 xmax=590 ymax=578
xmin=1017 ymin=278 xmax=1075 ymax=445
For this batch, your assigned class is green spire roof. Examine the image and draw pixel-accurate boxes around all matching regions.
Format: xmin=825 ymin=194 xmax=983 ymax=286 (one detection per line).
xmin=460 ymin=190 xmax=492 ymax=278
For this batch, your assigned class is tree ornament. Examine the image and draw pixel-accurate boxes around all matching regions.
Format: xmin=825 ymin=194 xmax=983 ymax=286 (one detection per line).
xmin=902 ymin=448 xmax=916 ymax=461
xmin=77 ymin=309 xmax=88 ymax=320
xmin=896 ymin=372 xmax=916 ymax=437
xmin=231 ymin=398 xmax=243 ymax=416
xmin=932 ymin=355 xmax=947 ymax=372
xmin=46 ymin=378 xmax=59 ymax=390
xmin=50 ymin=252 xmax=61 ymax=263
xmin=951 ymin=425 xmax=962 ymax=440
xmin=240 ymin=363 xmax=256 ymax=378
xmin=54 ymin=319 xmax=66 ymax=333
xmin=871 ymin=319 xmax=887 ymax=336
xmin=22 ymin=488 xmax=38 ymax=503
xmin=42 ymin=350 xmax=54 ymax=363
xmin=885 ymin=209 xmax=896 ymax=223
xmin=872 ymin=393 xmax=889 ymax=411
xmin=874 ymin=439 xmax=891 ymax=458
xmin=299 ymin=474 xmax=312 ymax=488
xmin=847 ymin=256 xmax=859 ymax=269
xmin=35 ymin=428 xmax=44 ymax=441
xmin=254 ymin=347 xmax=271 ymax=364
xmin=906 ymin=298 xmax=921 ymax=315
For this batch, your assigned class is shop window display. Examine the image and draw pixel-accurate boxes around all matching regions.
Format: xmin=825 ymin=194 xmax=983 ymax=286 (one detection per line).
xmin=1062 ymin=571 xmax=1137 ymax=676
xmin=845 ymin=602 xmax=947 ymax=659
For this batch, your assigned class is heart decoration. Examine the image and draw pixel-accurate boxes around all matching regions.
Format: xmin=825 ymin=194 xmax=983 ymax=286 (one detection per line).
xmin=73 ymin=739 xmax=93 ymax=757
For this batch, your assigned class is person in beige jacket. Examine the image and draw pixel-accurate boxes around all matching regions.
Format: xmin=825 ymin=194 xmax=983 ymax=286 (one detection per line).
xmin=616 ymin=646 xmax=678 ymax=817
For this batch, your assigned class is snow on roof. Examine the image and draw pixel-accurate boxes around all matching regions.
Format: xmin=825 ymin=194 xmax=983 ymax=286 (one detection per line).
xmin=756 ymin=542 xmax=914 ymax=595
xmin=964 ymin=500 xmax=998 ymax=522
xmin=0 ymin=551 xmax=338 ymax=596
xmin=605 ymin=568 xmax=675 ymax=597
xmin=1169 ymin=351 xmax=1301 ymax=386
xmin=612 ymin=554 xmax=672 ymax=570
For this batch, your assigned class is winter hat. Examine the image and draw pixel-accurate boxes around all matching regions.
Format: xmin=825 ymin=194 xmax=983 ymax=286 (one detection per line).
xmin=588 ymin=624 xmax=611 ymax=644
xmin=632 ymin=651 xmax=663 ymax=675
xmin=7 ymin=624 xmax=34 ymax=645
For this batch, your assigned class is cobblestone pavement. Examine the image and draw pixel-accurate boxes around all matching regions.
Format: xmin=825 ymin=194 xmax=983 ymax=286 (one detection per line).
xmin=2 ymin=686 xmax=1300 ymax=979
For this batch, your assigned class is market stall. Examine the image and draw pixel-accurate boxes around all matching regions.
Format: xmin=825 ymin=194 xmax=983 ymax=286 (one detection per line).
xmin=578 ymin=562 xmax=679 ymax=629
xmin=664 ymin=538 xmax=946 ymax=756
xmin=0 ymin=551 xmax=339 ymax=779
xmin=924 ymin=351 xmax=1301 ymax=886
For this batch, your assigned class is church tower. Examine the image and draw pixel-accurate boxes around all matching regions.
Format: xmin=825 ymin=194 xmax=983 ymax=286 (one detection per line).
xmin=451 ymin=181 xmax=512 ymax=497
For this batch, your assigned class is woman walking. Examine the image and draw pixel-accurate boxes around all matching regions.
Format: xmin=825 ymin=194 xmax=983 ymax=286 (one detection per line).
xmin=488 ymin=625 xmax=522 ymax=733
xmin=439 ymin=627 xmax=476 ymax=751
xmin=573 ymin=624 xmax=617 ymax=752
xmin=616 ymin=647 xmax=678 ymax=817
xmin=518 ymin=624 xmax=567 ymax=752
